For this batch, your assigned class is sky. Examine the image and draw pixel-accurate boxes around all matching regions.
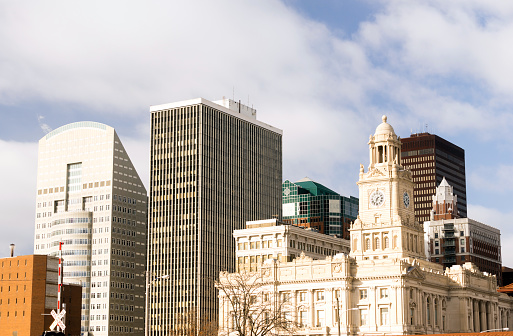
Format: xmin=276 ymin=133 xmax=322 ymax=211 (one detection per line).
xmin=1 ymin=0 xmax=513 ymax=266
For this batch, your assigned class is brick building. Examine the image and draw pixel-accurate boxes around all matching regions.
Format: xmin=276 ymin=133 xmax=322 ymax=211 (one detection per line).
xmin=0 ymin=254 xmax=81 ymax=336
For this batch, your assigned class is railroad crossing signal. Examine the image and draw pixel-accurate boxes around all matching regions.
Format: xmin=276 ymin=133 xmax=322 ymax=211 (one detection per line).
xmin=50 ymin=309 xmax=66 ymax=331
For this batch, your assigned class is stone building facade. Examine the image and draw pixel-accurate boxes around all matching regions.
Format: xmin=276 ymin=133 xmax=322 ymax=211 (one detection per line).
xmin=218 ymin=116 xmax=513 ymax=336
xmin=234 ymin=218 xmax=350 ymax=272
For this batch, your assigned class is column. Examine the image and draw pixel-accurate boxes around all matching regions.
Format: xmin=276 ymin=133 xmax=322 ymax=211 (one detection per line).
xmin=474 ymin=300 xmax=480 ymax=332
xmin=344 ymin=283 xmax=353 ymax=335
xmin=371 ymin=286 xmax=377 ymax=329
xmin=480 ymin=301 xmax=487 ymax=332
xmin=292 ymin=290 xmax=298 ymax=324
xmin=219 ymin=295 xmax=225 ymax=331
xmin=309 ymin=289 xmax=315 ymax=328
xmin=326 ymin=288 xmax=334 ymax=328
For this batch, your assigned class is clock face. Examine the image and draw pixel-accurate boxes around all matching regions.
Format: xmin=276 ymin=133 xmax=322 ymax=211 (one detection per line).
xmin=403 ymin=191 xmax=410 ymax=208
xmin=370 ymin=190 xmax=385 ymax=207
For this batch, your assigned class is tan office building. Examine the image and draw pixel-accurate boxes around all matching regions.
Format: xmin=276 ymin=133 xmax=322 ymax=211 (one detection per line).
xmin=148 ymin=98 xmax=282 ymax=335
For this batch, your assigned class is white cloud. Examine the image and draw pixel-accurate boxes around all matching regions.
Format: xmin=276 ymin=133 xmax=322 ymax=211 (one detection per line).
xmin=37 ymin=115 xmax=52 ymax=134
xmin=468 ymin=204 xmax=513 ymax=267
xmin=0 ymin=140 xmax=38 ymax=257
xmin=2 ymin=0 xmax=513 ymax=261
xmin=469 ymin=164 xmax=513 ymax=193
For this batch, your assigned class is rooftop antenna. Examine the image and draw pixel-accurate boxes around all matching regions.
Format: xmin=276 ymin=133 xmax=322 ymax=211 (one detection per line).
xmin=232 ymin=86 xmax=235 ymax=101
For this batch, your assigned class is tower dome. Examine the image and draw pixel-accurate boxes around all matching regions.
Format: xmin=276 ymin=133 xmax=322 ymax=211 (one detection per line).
xmin=374 ymin=115 xmax=396 ymax=136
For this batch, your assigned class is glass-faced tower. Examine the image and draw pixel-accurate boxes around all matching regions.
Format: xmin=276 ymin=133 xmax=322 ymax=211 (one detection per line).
xmin=350 ymin=116 xmax=425 ymax=261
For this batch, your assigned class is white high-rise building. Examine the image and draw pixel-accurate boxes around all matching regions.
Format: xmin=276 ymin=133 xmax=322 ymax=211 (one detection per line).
xmin=34 ymin=121 xmax=148 ymax=336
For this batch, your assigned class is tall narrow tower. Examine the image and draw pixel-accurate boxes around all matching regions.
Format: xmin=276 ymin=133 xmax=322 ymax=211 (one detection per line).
xmin=350 ymin=116 xmax=425 ymax=261
xmin=430 ymin=177 xmax=459 ymax=220
xmin=34 ymin=122 xmax=148 ymax=336
xmin=148 ymin=98 xmax=282 ymax=335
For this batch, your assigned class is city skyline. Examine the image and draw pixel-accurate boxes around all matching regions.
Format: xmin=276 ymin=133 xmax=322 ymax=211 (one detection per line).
xmin=2 ymin=1 xmax=513 ymax=266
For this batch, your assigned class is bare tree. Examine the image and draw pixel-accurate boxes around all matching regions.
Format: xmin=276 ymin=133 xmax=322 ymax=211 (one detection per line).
xmin=170 ymin=309 xmax=218 ymax=336
xmin=216 ymin=270 xmax=296 ymax=336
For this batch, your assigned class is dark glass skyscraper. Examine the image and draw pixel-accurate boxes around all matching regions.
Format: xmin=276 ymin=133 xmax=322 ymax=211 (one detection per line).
xmin=281 ymin=178 xmax=358 ymax=239
xmin=401 ymin=133 xmax=466 ymax=224
xmin=147 ymin=98 xmax=282 ymax=335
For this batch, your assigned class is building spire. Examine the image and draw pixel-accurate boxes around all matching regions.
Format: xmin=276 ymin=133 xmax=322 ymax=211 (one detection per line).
xmin=431 ymin=177 xmax=458 ymax=220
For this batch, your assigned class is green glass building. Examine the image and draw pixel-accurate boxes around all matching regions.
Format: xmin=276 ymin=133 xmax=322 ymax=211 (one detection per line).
xmin=282 ymin=178 xmax=358 ymax=239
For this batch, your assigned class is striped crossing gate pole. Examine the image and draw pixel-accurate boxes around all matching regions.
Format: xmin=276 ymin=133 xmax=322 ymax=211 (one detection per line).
xmin=57 ymin=241 xmax=63 ymax=332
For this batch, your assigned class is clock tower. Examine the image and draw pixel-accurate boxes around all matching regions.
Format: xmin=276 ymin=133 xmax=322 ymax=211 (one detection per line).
xmin=350 ymin=116 xmax=425 ymax=261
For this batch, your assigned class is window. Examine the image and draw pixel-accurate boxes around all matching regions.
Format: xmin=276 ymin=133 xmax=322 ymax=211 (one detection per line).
xmin=359 ymin=309 xmax=368 ymax=326
xmin=460 ymin=239 xmax=465 ymax=245
xmin=299 ymin=292 xmax=307 ymax=302
xmin=460 ymin=231 xmax=464 ymax=236
xmin=384 ymin=236 xmax=389 ymax=248
xmin=461 ymin=247 xmax=465 ymax=253
xmin=435 ymin=249 xmax=439 ymax=254
xmin=380 ymin=288 xmax=388 ymax=299
xmin=281 ymin=292 xmax=290 ymax=302
xmin=316 ymin=290 xmax=325 ymax=301
xmin=359 ymin=289 xmax=368 ymax=300
xmin=316 ymin=310 xmax=325 ymax=327
xmin=299 ymin=311 xmax=308 ymax=327
xmin=435 ymin=233 xmax=438 ymax=238
xmin=380 ymin=307 xmax=389 ymax=325
xmin=435 ymin=241 xmax=439 ymax=247
xmin=365 ymin=239 xmax=371 ymax=250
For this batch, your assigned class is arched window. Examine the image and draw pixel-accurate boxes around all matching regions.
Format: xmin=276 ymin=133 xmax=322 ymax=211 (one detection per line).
xmin=384 ymin=237 xmax=389 ymax=249
xmin=393 ymin=236 xmax=398 ymax=249
xmin=365 ymin=239 xmax=371 ymax=251
xmin=375 ymin=238 xmax=380 ymax=250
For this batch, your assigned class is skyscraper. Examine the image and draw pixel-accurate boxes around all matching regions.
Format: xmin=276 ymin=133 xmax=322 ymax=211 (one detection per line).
xmin=401 ymin=132 xmax=467 ymax=224
xmin=34 ymin=121 xmax=148 ymax=336
xmin=282 ymin=178 xmax=358 ymax=239
xmin=148 ymin=98 xmax=282 ymax=334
